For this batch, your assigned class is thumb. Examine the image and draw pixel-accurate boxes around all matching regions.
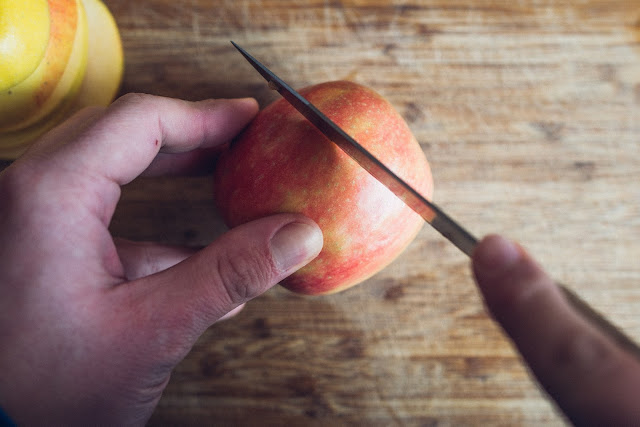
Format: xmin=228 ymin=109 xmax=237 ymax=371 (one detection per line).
xmin=134 ymin=213 xmax=322 ymax=337
xmin=472 ymin=235 xmax=640 ymax=425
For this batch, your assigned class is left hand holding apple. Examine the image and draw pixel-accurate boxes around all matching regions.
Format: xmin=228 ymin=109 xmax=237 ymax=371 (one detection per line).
xmin=0 ymin=93 xmax=323 ymax=425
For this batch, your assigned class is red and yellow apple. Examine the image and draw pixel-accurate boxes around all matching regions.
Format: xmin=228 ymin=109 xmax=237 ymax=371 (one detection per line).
xmin=214 ymin=80 xmax=433 ymax=295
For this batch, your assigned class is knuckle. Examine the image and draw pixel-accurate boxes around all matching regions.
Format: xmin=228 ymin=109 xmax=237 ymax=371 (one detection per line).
xmin=552 ymin=324 xmax=617 ymax=376
xmin=114 ymin=92 xmax=150 ymax=107
xmin=215 ymin=248 xmax=275 ymax=305
xmin=110 ymin=93 xmax=158 ymax=116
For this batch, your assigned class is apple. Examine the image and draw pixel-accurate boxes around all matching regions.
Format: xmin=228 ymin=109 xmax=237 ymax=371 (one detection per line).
xmin=214 ymin=80 xmax=433 ymax=295
xmin=71 ymin=0 xmax=123 ymax=110
xmin=0 ymin=0 xmax=50 ymax=91
xmin=0 ymin=0 xmax=83 ymax=132
xmin=0 ymin=0 xmax=123 ymax=159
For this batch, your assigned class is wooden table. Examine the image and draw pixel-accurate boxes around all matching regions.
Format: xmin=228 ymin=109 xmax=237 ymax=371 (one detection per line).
xmin=10 ymin=0 xmax=640 ymax=424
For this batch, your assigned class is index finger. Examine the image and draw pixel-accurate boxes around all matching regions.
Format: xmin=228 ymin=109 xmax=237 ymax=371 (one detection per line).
xmin=43 ymin=93 xmax=258 ymax=185
xmin=472 ymin=235 xmax=640 ymax=425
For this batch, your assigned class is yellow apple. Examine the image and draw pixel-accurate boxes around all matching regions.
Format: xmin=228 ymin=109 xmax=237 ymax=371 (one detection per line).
xmin=0 ymin=0 xmax=87 ymax=132
xmin=72 ymin=0 xmax=123 ymax=109
xmin=0 ymin=0 xmax=123 ymax=159
xmin=0 ymin=0 xmax=51 ymax=90
xmin=0 ymin=85 xmax=81 ymax=158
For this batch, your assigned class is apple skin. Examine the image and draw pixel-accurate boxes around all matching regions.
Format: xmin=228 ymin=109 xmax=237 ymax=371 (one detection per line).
xmin=214 ymin=80 xmax=433 ymax=295
xmin=0 ymin=0 xmax=50 ymax=91
xmin=0 ymin=0 xmax=81 ymax=131
xmin=0 ymin=0 xmax=123 ymax=159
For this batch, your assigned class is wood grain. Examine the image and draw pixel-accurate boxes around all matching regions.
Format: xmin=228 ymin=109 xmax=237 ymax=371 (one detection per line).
xmin=3 ymin=0 xmax=639 ymax=424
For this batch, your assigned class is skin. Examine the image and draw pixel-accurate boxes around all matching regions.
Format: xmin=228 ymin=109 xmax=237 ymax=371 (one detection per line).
xmin=473 ymin=236 xmax=640 ymax=425
xmin=0 ymin=94 xmax=323 ymax=425
xmin=0 ymin=93 xmax=638 ymax=425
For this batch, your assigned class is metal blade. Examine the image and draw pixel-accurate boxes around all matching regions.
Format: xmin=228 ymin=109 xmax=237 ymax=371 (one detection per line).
xmin=231 ymin=41 xmax=478 ymax=257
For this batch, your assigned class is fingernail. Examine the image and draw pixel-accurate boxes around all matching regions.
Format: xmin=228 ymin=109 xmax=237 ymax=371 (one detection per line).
xmin=270 ymin=222 xmax=323 ymax=273
xmin=473 ymin=235 xmax=522 ymax=280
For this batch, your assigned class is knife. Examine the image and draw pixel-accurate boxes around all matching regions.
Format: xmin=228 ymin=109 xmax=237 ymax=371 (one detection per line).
xmin=231 ymin=41 xmax=640 ymax=357
xmin=231 ymin=41 xmax=478 ymax=257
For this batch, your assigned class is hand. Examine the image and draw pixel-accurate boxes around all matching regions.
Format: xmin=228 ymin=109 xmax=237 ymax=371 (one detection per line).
xmin=0 ymin=94 xmax=323 ymax=425
xmin=472 ymin=235 xmax=640 ymax=425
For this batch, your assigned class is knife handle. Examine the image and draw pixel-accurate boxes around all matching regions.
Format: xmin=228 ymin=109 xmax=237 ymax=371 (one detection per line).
xmin=559 ymin=284 xmax=640 ymax=360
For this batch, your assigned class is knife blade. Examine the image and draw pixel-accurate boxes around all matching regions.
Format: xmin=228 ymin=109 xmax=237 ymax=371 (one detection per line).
xmin=231 ymin=41 xmax=478 ymax=257
xmin=231 ymin=41 xmax=640 ymax=358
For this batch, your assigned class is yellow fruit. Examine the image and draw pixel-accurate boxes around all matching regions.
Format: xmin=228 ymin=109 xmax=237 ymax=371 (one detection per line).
xmin=0 ymin=66 xmax=86 ymax=157
xmin=0 ymin=0 xmax=86 ymax=132
xmin=0 ymin=0 xmax=50 ymax=90
xmin=72 ymin=0 xmax=123 ymax=109
xmin=0 ymin=0 xmax=123 ymax=159
xmin=0 ymin=96 xmax=72 ymax=158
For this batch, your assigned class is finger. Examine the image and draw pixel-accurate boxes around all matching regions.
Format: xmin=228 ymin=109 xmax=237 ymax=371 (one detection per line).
xmin=472 ymin=235 xmax=640 ymax=425
xmin=131 ymin=214 xmax=322 ymax=337
xmin=36 ymin=93 xmax=258 ymax=185
xmin=18 ymin=106 xmax=105 ymax=160
xmin=113 ymin=238 xmax=199 ymax=281
xmin=139 ymin=146 xmax=223 ymax=177
xmin=114 ymin=237 xmax=247 ymax=321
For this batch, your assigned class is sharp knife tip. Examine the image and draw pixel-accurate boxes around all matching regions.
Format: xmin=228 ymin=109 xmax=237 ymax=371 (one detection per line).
xmin=230 ymin=41 xmax=253 ymax=61
xmin=230 ymin=41 xmax=245 ymax=53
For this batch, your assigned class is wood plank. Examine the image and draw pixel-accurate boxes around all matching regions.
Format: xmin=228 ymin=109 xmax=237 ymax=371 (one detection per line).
xmin=2 ymin=0 xmax=638 ymax=424
xmin=105 ymin=0 xmax=640 ymax=424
